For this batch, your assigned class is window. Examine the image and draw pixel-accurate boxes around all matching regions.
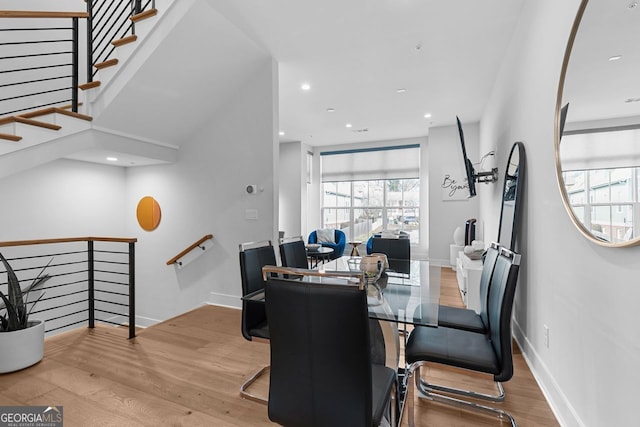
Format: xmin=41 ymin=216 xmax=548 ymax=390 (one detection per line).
xmin=563 ymin=166 xmax=638 ymax=242
xmin=322 ymin=179 xmax=419 ymax=243
xmin=320 ymin=145 xmax=421 ymax=243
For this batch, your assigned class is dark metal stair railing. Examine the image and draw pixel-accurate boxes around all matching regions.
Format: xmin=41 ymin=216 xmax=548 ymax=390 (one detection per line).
xmin=87 ymin=0 xmax=155 ymax=82
xmin=0 ymin=237 xmax=137 ymax=339
xmin=0 ymin=14 xmax=84 ymax=117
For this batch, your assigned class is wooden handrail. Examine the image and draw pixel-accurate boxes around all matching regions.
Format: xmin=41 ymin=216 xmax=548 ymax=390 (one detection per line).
xmin=0 ymin=237 xmax=137 ymax=248
xmin=0 ymin=11 xmax=89 ymax=19
xmin=166 ymin=234 xmax=213 ymax=265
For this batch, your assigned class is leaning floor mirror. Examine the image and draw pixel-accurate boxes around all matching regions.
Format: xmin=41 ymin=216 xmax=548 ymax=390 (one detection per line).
xmin=555 ymin=0 xmax=640 ymax=247
xmin=497 ymin=142 xmax=525 ymax=251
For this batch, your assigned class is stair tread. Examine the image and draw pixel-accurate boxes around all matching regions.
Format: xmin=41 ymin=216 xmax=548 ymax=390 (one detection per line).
xmin=14 ymin=117 xmax=62 ymax=131
xmin=53 ymin=108 xmax=93 ymax=122
xmin=0 ymin=133 xmax=22 ymax=142
xmin=131 ymin=8 xmax=158 ymax=23
xmin=79 ymin=81 xmax=101 ymax=90
xmin=95 ymin=58 xmax=119 ymax=70
xmin=112 ymin=34 xmax=138 ymax=47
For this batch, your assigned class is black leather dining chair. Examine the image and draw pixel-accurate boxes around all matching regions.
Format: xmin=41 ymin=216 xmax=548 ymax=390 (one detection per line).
xmin=370 ymin=237 xmax=410 ymax=261
xmin=238 ymin=240 xmax=277 ymax=403
xmin=278 ymin=236 xmax=309 ymax=269
xmin=436 ymin=242 xmax=500 ymax=334
xmin=263 ymin=270 xmax=397 ymax=427
xmin=404 ymin=247 xmax=520 ymax=427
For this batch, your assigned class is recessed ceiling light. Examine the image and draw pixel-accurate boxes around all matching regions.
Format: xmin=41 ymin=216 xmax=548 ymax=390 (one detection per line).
xmin=609 ymin=55 xmax=622 ymax=61
xmin=423 ymin=113 xmax=432 ymax=119
xmin=396 ymin=88 xmax=407 ymax=93
xmin=279 ymin=131 xmax=285 ymax=136
xmin=301 ymin=83 xmax=311 ymax=91
xmin=326 ymin=108 xmax=335 ymax=113
xmin=106 ymin=157 xmax=118 ymax=162
xmin=345 ymin=123 xmax=353 ymax=128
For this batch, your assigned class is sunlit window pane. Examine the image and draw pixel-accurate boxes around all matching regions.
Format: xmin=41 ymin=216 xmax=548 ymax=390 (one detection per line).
xmin=323 ymin=183 xmax=337 ymax=206
xmin=336 ymin=182 xmax=351 ymax=207
xmin=591 ymin=205 xmax=611 ymax=241
xmin=589 ymin=170 xmax=610 ymax=203
xmin=385 ymin=208 xmax=403 ymax=231
xmin=353 ymin=208 xmax=382 ymax=241
xmin=612 ymin=205 xmax=633 ymax=241
xmin=564 ymin=171 xmax=586 ymax=204
xmin=610 ymin=168 xmax=633 ymax=203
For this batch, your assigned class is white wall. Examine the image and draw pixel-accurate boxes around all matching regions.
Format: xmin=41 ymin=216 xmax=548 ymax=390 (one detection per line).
xmin=481 ymin=1 xmax=640 ymax=426
xmin=0 ymin=159 xmax=126 ymax=240
xmin=428 ymin=123 xmax=481 ymax=264
xmin=124 ymin=58 xmax=277 ymax=324
xmin=279 ymin=141 xmax=303 ymax=238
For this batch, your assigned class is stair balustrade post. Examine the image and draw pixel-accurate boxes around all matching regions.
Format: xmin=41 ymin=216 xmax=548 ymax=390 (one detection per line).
xmin=88 ymin=240 xmax=95 ymax=329
xmin=128 ymin=241 xmax=136 ymax=339
xmin=71 ymin=17 xmax=79 ymax=112
xmin=86 ymin=0 xmax=94 ymax=82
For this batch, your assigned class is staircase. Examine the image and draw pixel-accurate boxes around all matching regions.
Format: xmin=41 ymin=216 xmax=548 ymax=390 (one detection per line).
xmin=0 ymin=0 xmax=272 ymax=177
xmin=0 ymin=3 xmax=157 ymax=144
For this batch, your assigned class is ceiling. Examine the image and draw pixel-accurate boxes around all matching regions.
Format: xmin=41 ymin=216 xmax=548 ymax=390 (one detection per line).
xmin=209 ymin=0 xmax=526 ymax=147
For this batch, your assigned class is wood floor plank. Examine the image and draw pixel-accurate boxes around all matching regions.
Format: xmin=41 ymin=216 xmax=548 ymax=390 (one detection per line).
xmin=1 ymin=273 xmax=558 ymax=427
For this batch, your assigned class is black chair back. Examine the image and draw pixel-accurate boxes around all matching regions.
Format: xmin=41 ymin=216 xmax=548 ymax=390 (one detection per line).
xmin=239 ymin=241 xmax=276 ymax=341
xmin=371 ymin=237 xmax=410 ymax=261
xmin=265 ymin=277 xmax=376 ymax=427
xmin=487 ymin=247 xmax=520 ymax=382
xmin=279 ymin=236 xmax=308 ymax=269
xmin=478 ymin=243 xmax=500 ymax=330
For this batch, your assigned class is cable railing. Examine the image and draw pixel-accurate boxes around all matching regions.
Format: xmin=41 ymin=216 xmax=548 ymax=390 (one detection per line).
xmin=0 ymin=237 xmax=137 ymax=339
xmin=87 ymin=0 xmax=155 ymax=81
xmin=0 ymin=12 xmax=87 ymax=117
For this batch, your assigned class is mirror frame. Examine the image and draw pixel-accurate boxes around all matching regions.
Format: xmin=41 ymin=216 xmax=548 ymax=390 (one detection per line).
xmin=554 ymin=0 xmax=640 ymax=248
xmin=498 ymin=141 xmax=525 ymax=250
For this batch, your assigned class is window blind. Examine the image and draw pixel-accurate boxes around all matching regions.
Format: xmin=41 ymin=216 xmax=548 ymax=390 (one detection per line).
xmin=561 ymin=127 xmax=640 ymax=170
xmin=320 ymin=144 xmax=420 ymax=182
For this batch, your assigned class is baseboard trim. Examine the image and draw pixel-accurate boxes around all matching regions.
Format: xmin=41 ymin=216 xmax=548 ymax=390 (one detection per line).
xmin=512 ymin=319 xmax=585 ymax=427
xmin=207 ymin=292 xmax=241 ymax=309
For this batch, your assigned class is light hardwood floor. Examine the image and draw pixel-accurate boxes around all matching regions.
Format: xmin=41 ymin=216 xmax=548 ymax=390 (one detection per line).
xmin=0 ymin=268 xmax=559 ymax=426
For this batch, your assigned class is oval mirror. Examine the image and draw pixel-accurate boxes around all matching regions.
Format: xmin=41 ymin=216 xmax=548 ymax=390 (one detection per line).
xmin=555 ymin=0 xmax=640 ymax=247
xmin=498 ymin=142 xmax=525 ymax=250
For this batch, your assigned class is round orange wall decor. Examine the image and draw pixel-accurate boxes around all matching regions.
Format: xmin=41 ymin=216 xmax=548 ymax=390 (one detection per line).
xmin=136 ymin=196 xmax=161 ymax=231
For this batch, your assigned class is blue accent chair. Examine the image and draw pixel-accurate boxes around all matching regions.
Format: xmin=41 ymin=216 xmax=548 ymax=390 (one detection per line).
xmin=308 ymin=229 xmax=346 ymax=260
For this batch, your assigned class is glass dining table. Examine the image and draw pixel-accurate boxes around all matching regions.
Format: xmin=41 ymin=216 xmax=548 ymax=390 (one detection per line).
xmin=319 ymin=256 xmax=441 ymax=328
xmin=245 ymin=256 xmax=441 ymax=328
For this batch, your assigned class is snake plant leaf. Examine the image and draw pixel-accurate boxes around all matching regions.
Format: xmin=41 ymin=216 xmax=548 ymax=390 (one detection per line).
xmin=0 ymin=252 xmax=24 ymax=314
xmin=0 ymin=291 xmax=19 ymax=331
xmin=0 ymin=252 xmax=52 ymax=331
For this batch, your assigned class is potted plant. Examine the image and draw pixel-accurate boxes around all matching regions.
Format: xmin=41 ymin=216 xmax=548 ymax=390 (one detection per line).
xmin=0 ymin=252 xmax=51 ymax=374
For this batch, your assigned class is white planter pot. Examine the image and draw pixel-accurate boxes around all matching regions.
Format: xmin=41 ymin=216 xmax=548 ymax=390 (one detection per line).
xmin=0 ymin=320 xmax=45 ymax=374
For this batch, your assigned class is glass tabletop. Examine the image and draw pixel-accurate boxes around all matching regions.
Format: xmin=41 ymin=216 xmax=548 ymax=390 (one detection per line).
xmin=244 ymin=257 xmax=441 ymax=327
xmin=319 ymin=256 xmax=441 ymax=327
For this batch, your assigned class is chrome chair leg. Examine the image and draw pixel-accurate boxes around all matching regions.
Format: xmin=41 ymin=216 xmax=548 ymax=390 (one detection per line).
xmin=407 ymin=364 xmax=517 ymax=427
xmin=239 ymin=365 xmax=270 ymax=404
xmin=419 ymin=375 xmax=506 ymax=402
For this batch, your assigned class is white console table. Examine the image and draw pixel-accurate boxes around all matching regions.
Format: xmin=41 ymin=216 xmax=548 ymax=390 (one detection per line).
xmin=455 ymin=251 xmax=483 ymax=313
xmin=449 ymin=244 xmax=464 ymax=270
